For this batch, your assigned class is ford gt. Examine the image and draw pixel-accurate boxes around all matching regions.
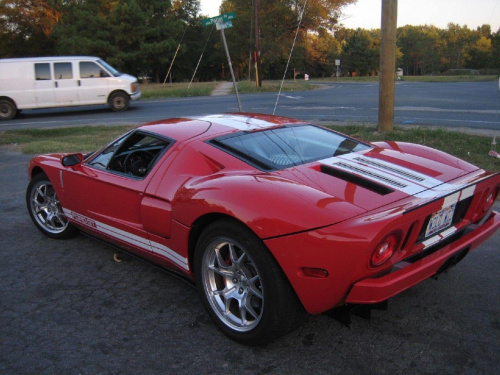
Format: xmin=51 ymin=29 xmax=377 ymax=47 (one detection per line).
xmin=26 ymin=113 xmax=500 ymax=345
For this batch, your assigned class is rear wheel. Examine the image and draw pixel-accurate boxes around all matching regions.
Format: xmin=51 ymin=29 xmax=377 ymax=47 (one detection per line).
xmin=0 ymin=99 xmax=17 ymax=120
xmin=26 ymin=173 xmax=78 ymax=239
xmin=194 ymin=220 xmax=306 ymax=345
xmin=108 ymin=92 xmax=130 ymax=112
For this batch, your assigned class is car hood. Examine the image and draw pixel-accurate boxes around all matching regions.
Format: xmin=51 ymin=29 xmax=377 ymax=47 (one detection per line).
xmin=273 ymin=147 xmax=479 ymax=213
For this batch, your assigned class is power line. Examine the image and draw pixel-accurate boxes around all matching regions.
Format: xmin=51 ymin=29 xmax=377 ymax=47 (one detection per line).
xmin=273 ymin=0 xmax=309 ymax=115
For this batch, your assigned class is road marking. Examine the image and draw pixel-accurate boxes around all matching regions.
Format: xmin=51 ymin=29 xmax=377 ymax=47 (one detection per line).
xmin=278 ymin=94 xmax=303 ymax=100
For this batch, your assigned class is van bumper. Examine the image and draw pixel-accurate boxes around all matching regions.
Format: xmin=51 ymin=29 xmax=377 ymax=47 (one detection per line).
xmin=130 ymin=91 xmax=141 ymax=101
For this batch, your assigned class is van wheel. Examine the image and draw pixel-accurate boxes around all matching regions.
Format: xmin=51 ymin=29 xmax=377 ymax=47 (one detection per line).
xmin=0 ymin=99 xmax=17 ymax=120
xmin=108 ymin=92 xmax=130 ymax=112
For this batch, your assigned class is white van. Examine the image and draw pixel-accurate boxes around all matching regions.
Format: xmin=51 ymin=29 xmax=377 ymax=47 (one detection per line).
xmin=0 ymin=56 xmax=141 ymax=120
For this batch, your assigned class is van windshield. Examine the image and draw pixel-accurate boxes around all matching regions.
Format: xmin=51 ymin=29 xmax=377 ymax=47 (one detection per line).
xmin=98 ymin=59 xmax=120 ymax=77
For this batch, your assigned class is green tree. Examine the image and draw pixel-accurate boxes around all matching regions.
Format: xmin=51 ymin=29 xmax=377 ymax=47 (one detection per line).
xmin=397 ymin=25 xmax=442 ymax=75
xmin=0 ymin=0 xmax=62 ymax=57
xmin=490 ymin=28 xmax=500 ymax=69
xmin=466 ymin=34 xmax=492 ymax=69
xmin=138 ymin=0 xmax=179 ymax=82
xmin=218 ymin=0 xmax=355 ymax=80
xmin=341 ymin=28 xmax=379 ymax=76
xmin=441 ymin=23 xmax=475 ymax=70
xmin=52 ymin=0 xmax=188 ymax=80
xmin=52 ymin=0 xmax=118 ymax=59
xmin=108 ymin=0 xmax=146 ymax=74
xmin=306 ymin=27 xmax=341 ymax=76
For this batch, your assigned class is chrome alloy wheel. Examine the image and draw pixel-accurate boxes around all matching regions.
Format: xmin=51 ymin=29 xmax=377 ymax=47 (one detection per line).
xmin=29 ymin=179 xmax=69 ymax=234
xmin=202 ymin=239 xmax=264 ymax=332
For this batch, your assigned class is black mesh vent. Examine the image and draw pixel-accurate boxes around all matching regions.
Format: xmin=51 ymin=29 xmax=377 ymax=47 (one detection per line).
xmin=319 ymin=164 xmax=394 ymax=195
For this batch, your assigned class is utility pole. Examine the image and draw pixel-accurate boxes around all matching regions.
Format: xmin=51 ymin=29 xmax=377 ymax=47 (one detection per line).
xmin=254 ymin=0 xmax=262 ymax=87
xmin=378 ymin=0 xmax=398 ymax=132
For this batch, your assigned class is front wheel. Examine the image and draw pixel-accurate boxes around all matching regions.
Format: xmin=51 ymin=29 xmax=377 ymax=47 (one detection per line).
xmin=0 ymin=99 xmax=17 ymax=120
xmin=194 ymin=220 xmax=306 ymax=345
xmin=26 ymin=173 xmax=78 ymax=239
xmin=108 ymin=92 xmax=130 ymax=112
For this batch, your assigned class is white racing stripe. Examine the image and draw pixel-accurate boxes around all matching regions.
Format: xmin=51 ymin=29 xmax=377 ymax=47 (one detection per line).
xmin=414 ymin=183 xmax=477 ymax=205
xmin=194 ymin=114 xmax=278 ymax=131
xmin=321 ymin=153 xmax=449 ymax=196
xmin=63 ymin=209 xmax=189 ymax=270
xmin=422 ymin=226 xmax=458 ymax=249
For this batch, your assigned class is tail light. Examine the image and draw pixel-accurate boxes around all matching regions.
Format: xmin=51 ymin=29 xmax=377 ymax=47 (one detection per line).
xmin=370 ymin=231 xmax=401 ymax=267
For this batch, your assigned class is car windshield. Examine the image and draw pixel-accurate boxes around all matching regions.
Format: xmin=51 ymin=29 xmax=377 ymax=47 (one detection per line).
xmin=97 ymin=59 xmax=120 ymax=77
xmin=210 ymin=124 xmax=371 ymax=170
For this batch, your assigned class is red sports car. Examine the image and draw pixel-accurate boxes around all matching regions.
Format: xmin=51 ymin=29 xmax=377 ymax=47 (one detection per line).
xmin=26 ymin=113 xmax=500 ymax=345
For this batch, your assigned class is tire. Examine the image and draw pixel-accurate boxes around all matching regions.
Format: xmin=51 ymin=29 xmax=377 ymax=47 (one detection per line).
xmin=108 ymin=92 xmax=130 ymax=112
xmin=194 ymin=220 xmax=307 ymax=345
xmin=26 ymin=173 xmax=78 ymax=239
xmin=0 ymin=99 xmax=17 ymax=120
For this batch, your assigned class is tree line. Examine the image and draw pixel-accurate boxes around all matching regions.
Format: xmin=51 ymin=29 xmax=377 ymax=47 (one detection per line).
xmin=1 ymin=0 xmax=499 ymax=82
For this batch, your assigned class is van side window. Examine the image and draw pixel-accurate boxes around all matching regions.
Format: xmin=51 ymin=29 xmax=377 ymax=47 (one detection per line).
xmin=54 ymin=62 xmax=73 ymax=80
xmin=80 ymin=62 xmax=109 ymax=78
xmin=35 ymin=63 xmax=51 ymax=80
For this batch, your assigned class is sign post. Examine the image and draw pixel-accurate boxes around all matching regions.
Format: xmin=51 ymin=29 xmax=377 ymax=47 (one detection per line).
xmin=203 ymin=12 xmax=242 ymax=112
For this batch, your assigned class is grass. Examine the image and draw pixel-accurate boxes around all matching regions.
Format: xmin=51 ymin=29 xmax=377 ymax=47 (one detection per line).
xmin=140 ymin=82 xmax=218 ymax=99
xmin=1 ymin=124 xmax=498 ymax=172
xmin=233 ymin=80 xmax=321 ymax=94
xmin=329 ymin=124 xmax=499 ymax=172
xmin=0 ymin=126 xmax=134 ymax=154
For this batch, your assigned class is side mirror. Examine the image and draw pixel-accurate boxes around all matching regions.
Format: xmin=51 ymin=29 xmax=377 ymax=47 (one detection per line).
xmin=61 ymin=153 xmax=84 ymax=167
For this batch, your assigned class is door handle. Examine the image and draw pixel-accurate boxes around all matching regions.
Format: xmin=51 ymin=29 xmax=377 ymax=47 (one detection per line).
xmin=78 ymin=80 xmax=81 ymax=86
xmin=55 ymin=81 xmax=58 ymax=88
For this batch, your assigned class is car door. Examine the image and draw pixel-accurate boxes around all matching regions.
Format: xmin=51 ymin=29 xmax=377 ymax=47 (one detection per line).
xmin=60 ymin=130 xmax=174 ymax=256
xmin=34 ymin=62 xmax=56 ymax=107
xmin=53 ymin=62 xmax=79 ymax=105
xmin=78 ymin=60 xmax=110 ymax=105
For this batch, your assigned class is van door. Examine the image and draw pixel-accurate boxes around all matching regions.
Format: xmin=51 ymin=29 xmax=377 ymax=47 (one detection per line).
xmin=78 ymin=61 xmax=110 ymax=105
xmin=53 ymin=62 xmax=79 ymax=105
xmin=34 ymin=62 xmax=56 ymax=107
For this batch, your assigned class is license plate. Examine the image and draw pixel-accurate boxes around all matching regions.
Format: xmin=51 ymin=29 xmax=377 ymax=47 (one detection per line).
xmin=425 ymin=204 xmax=456 ymax=238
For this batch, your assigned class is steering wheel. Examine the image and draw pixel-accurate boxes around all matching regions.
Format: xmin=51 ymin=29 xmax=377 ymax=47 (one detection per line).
xmin=123 ymin=150 xmax=154 ymax=176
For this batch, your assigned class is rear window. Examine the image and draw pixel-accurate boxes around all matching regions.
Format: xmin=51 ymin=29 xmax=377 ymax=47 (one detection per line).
xmin=209 ymin=124 xmax=371 ymax=170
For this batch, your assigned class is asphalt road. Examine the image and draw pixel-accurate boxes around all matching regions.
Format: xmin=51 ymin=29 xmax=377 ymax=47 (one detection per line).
xmin=1 ymin=81 xmax=499 ymax=130
xmin=1 ymin=149 xmax=499 ymax=374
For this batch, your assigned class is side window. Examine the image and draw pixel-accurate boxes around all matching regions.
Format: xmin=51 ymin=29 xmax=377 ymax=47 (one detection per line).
xmin=35 ymin=63 xmax=51 ymax=80
xmin=80 ymin=61 xmax=109 ymax=78
xmin=54 ymin=62 xmax=73 ymax=80
xmin=88 ymin=131 xmax=173 ymax=178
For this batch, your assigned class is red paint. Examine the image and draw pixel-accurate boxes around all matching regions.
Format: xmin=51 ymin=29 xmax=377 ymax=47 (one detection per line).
xmin=27 ymin=113 xmax=500 ymax=314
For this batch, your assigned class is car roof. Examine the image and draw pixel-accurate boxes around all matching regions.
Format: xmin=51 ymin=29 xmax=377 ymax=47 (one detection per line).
xmin=0 ymin=56 xmax=100 ymax=63
xmin=138 ymin=113 xmax=306 ymax=142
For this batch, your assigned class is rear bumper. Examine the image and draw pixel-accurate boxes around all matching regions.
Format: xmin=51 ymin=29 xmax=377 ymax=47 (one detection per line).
xmin=345 ymin=211 xmax=500 ymax=304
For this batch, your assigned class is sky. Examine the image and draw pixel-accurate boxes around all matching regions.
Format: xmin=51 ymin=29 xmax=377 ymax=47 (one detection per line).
xmin=199 ymin=0 xmax=500 ymax=31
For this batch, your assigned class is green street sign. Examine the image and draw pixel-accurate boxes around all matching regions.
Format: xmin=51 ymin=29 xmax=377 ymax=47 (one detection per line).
xmin=203 ymin=12 xmax=236 ymax=27
xmin=216 ymin=21 xmax=233 ymax=30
